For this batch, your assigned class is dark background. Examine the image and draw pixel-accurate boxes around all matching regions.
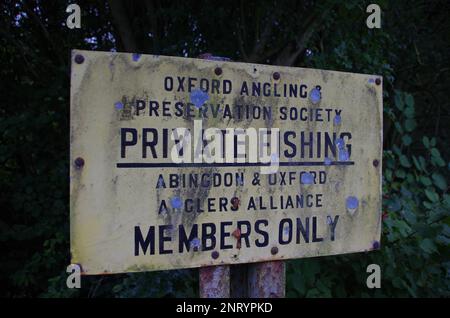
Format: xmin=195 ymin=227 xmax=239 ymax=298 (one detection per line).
xmin=0 ymin=0 xmax=449 ymax=297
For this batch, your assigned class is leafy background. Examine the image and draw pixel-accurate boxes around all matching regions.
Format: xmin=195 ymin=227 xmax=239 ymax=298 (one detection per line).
xmin=0 ymin=0 xmax=449 ymax=297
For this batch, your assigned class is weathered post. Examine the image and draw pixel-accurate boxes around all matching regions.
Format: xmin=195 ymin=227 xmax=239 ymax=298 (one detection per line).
xmin=248 ymin=261 xmax=285 ymax=298
xmin=199 ymin=265 xmax=230 ymax=298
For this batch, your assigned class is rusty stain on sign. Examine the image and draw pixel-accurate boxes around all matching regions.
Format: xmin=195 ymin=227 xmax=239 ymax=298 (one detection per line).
xmin=70 ymin=49 xmax=382 ymax=275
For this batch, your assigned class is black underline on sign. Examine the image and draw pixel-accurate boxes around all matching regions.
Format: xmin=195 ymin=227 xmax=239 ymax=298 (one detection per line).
xmin=116 ymin=161 xmax=355 ymax=168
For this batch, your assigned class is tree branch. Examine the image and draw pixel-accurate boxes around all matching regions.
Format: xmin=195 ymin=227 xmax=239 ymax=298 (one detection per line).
xmin=236 ymin=0 xmax=251 ymax=61
xmin=144 ymin=0 xmax=159 ymax=54
xmin=108 ymin=0 xmax=138 ymax=52
xmin=22 ymin=1 xmax=64 ymax=66
xmin=275 ymin=2 xmax=335 ymax=66
xmin=248 ymin=14 xmax=274 ymax=62
xmin=236 ymin=22 xmax=249 ymax=61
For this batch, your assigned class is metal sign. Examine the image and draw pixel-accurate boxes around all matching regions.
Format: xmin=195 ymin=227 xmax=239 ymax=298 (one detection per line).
xmin=70 ymin=49 xmax=382 ymax=275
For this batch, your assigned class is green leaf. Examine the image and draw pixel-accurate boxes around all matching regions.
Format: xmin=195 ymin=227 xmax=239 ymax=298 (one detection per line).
xmin=432 ymin=156 xmax=446 ymax=167
xmin=412 ymin=156 xmax=422 ymax=171
xmin=403 ymin=209 xmax=417 ymax=224
xmin=402 ymin=135 xmax=412 ymax=146
xmin=406 ymin=173 xmax=414 ymax=183
xmin=432 ymin=173 xmax=447 ymax=191
xmin=422 ymin=136 xmax=430 ymax=148
xmin=431 ymin=148 xmax=441 ymax=159
xmin=425 ymin=188 xmax=439 ymax=203
xmin=419 ymin=238 xmax=437 ymax=254
xmin=404 ymin=119 xmax=416 ymax=132
xmin=394 ymin=91 xmax=404 ymax=110
xmin=394 ymin=122 xmax=403 ymax=133
xmin=393 ymin=145 xmax=402 ymax=156
xmin=399 ymin=155 xmax=411 ymax=168
xmin=430 ymin=137 xmax=436 ymax=147
xmin=385 ymin=169 xmax=393 ymax=182
xmin=393 ymin=219 xmax=411 ymax=236
xmin=423 ymin=201 xmax=434 ymax=209
xmin=444 ymin=194 xmax=450 ymax=207
xmin=387 ymin=198 xmax=401 ymax=212
xmin=419 ymin=156 xmax=428 ymax=172
xmin=420 ymin=176 xmax=432 ymax=186
xmin=404 ymin=106 xmax=414 ymax=118
xmin=430 ymin=148 xmax=446 ymax=167
xmin=395 ymin=169 xmax=406 ymax=179
xmin=112 ymin=284 xmax=123 ymax=293
xmin=404 ymin=93 xmax=414 ymax=108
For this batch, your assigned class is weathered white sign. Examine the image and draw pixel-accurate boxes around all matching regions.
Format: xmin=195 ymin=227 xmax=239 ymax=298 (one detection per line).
xmin=70 ymin=49 xmax=382 ymax=275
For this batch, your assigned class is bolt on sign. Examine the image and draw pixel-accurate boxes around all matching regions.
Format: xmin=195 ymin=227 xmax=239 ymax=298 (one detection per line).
xmin=70 ymin=49 xmax=382 ymax=275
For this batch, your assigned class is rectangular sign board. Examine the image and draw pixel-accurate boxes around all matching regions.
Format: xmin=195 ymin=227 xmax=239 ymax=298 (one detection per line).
xmin=70 ymin=49 xmax=382 ymax=275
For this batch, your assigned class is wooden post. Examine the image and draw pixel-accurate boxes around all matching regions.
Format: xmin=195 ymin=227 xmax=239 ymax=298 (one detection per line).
xmin=248 ymin=261 xmax=285 ymax=298
xmin=199 ymin=265 xmax=230 ymax=298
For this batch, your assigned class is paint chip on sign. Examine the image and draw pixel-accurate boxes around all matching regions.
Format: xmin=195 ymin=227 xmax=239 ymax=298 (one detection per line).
xmin=190 ymin=89 xmax=209 ymax=108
